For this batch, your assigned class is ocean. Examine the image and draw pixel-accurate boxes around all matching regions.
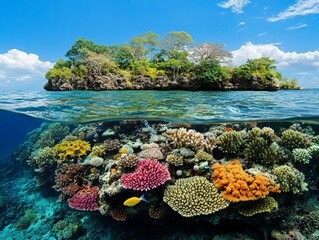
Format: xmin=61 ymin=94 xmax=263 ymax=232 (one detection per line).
xmin=0 ymin=90 xmax=318 ymax=239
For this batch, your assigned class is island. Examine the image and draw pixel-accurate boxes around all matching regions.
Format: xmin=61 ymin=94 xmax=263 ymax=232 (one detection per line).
xmin=44 ymin=31 xmax=299 ymax=91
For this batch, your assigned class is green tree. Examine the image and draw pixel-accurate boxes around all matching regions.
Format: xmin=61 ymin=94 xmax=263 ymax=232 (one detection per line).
xmin=160 ymin=31 xmax=193 ymax=58
xmin=129 ymin=32 xmax=159 ymax=60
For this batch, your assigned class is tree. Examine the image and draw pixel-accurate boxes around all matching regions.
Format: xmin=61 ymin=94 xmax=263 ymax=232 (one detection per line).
xmin=190 ymin=43 xmax=232 ymax=63
xmin=129 ymin=32 xmax=159 ymax=60
xmin=159 ymin=31 xmax=193 ymax=58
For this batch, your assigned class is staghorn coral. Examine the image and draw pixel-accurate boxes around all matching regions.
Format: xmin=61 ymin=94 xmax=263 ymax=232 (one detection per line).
xmin=166 ymin=153 xmax=183 ymax=166
xmin=163 ymin=176 xmax=229 ymax=217
xmin=281 ymin=129 xmax=304 ymax=149
xmin=238 ymin=196 xmax=278 ymax=217
xmin=162 ymin=128 xmax=204 ymax=151
xmin=117 ymin=154 xmax=139 ymax=168
xmin=212 ymin=160 xmax=280 ymax=202
xmin=53 ymin=164 xmax=86 ymax=196
xmin=273 ymin=165 xmax=308 ymax=194
xmin=53 ymin=139 xmax=91 ymax=161
xmin=90 ymin=144 xmax=107 ymax=158
xmin=292 ymin=148 xmax=312 ymax=164
xmin=120 ymin=160 xmax=170 ymax=191
xmin=217 ymin=131 xmax=244 ymax=155
xmin=67 ymin=186 xmax=99 ymax=211
xmin=138 ymin=142 xmax=164 ymax=160
xmin=195 ymin=150 xmax=213 ymax=161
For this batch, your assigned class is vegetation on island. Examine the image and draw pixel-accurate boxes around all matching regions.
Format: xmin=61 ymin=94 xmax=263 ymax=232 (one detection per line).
xmin=45 ymin=31 xmax=300 ymax=91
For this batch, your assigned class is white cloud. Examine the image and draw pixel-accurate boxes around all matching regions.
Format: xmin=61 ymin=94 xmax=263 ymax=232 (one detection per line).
xmin=218 ymin=0 xmax=250 ymax=14
xmin=238 ymin=21 xmax=246 ymax=26
xmin=258 ymin=32 xmax=268 ymax=36
xmin=230 ymin=42 xmax=319 ymax=87
xmin=0 ymin=49 xmax=53 ymax=90
xmin=267 ymin=0 xmax=319 ymax=22
xmin=286 ymin=23 xmax=308 ymax=30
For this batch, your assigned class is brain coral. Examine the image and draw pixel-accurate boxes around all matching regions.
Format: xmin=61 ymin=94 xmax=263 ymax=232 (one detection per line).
xmin=212 ymin=160 xmax=280 ymax=202
xmin=163 ymin=176 xmax=229 ymax=217
xmin=120 ymin=160 xmax=170 ymax=191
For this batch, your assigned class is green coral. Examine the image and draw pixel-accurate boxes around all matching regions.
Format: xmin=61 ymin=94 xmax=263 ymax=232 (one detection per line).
xmin=163 ymin=176 xmax=229 ymax=217
xmin=281 ymin=129 xmax=304 ymax=149
xmin=292 ymin=148 xmax=312 ymax=164
xmin=238 ymin=196 xmax=278 ymax=217
xmin=16 ymin=209 xmax=37 ymax=230
xmin=28 ymin=147 xmax=56 ymax=171
xmin=308 ymin=144 xmax=319 ymax=158
xmin=273 ymin=165 xmax=308 ymax=194
xmin=217 ymin=131 xmax=244 ymax=155
xmin=244 ymin=137 xmax=278 ymax=164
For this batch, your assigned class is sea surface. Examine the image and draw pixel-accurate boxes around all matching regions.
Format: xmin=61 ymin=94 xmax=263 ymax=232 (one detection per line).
xmin=0 ymin=89 xmax=319 ymax=240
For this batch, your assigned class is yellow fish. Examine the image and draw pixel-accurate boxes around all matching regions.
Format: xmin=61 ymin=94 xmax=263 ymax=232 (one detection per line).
xmin=123 ymin=194 xmax=148 ymax=207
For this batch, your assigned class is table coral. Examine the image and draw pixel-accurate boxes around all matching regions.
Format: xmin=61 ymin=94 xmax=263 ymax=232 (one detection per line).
xmin=120 ymin=160 xmax=170 ymax=191
xmin=238 ymin=196 xmax=278 ymax=217
xmin=163 ymin=176 xmax=229 ymax=217
xmin=212 ymin=160 xmax=280 ymax=202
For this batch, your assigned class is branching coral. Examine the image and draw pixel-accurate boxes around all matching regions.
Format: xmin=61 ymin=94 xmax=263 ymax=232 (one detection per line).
xmin=53 ymin=164 xmax=86 ymax=196
xmin=212 ymin=160 xmax=280 ymax=202
xmin=162 ymin=128 xmax=204 ymax=151
xmin=120 ymin=160 xmax=170 ymax=191
xmin=238 ymin=196 xmax=278 ymax=217
xmin=117 ymin=154 xmax=139 ymax=168
xmin=217 ymin=131 xmax=244 ymax=155
xmin=292 ymin=148 xmax=312 ymax=164
xmin=166 ymin=153 xmax=183 ymax=166
xmin=67 ymin=186 xmax=99 ymax=211
xmin=163 ymin=176 xmax=229 ymax=217
xmin=273 ymin=165 xmax=308 ymax=194
xmin=28 ymin=147 xmax=56 ymax=172
xmin=53 ymin=140 xmax=91 ymax=161
xmin=244 ymin=138 xmax=278 ymax=164
xmin=281 ymin=129 xmax=304 ymax=149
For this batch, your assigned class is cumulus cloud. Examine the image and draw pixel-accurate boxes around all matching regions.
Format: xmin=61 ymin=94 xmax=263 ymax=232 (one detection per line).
xmin=0 ymin=49 xmax=53 ymax=90
xmin=267 ymin=0 xmax=319 ymax=22
xmin=230 ymin=42 xmax=319 ymax=87
xmin=286 ymin=23 xmax=308 ymax=30
xmin=218 ymin=0 xmax=250 ymax=14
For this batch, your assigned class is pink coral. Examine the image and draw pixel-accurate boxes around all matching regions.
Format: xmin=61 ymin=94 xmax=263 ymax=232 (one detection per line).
xmin=67 ymin=186 xmax=99 ymax=211
xmin=120 ymin=160 xmax=170 ymax=191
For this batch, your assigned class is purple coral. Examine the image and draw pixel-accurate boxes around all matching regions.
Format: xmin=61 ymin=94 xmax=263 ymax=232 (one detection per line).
xmin=67 ymin=186 xmax=99 ymax=211
xmin=120 ymin=160 xmax=170 ymax=191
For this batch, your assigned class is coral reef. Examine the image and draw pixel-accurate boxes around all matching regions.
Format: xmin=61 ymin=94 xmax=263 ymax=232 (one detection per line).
xmin=163 ymin=176 xmax=229 ymax=217
xmin=120 ymin=160 xmax=170 ymax=191
xmin=138 ymin=143 xmax=164 ymax=160
xmin=281 ymin=129 xmax=304 ymax=149
xmin=217 ymin=131 xmax=244 ymax=155
xmin=166 ymin=153 xmax=183 ymax=166
xmin=273 ymin=165 xmax=308 ymax=194
xmin=292 ymin=148 xmax=312 ymax=164
xmin=212 ymin=160 xmax=280 ymax=202
xmin=53 ymin=139 xmax=91 ymax=161
xmin=117 ymin=154 xmax=139 ymax=168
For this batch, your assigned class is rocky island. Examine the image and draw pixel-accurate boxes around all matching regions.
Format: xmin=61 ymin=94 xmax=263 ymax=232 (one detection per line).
xmin=44 ymin=31 xmax=298 ymax=91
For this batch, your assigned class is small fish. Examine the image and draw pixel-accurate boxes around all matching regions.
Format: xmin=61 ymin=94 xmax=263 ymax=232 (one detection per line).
xmin=123 ymin=194 xmax=148 ymax=207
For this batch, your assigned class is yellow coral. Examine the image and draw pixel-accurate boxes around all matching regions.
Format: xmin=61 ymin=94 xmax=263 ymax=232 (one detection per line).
xmin=212 ymin=160 xmax=280 ymax=202
xmin=238 ymin=196 xmax=278 ymax=217
xmin=53 ymin=140 xmax=91 ymax=161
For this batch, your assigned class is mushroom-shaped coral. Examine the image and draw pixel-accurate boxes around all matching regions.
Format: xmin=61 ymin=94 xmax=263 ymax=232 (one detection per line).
xmin=273 ymin=165 xmax=308 ymax=194
xmin=120 ymin=160 xmax=170 ymax=191
xmin=238 ymin=196 xmax=278 ymax=217
xmin=67 ymin=186 xmax=99 ymax=211
xmin=212 ymin=160 xmax=280 ymax=202
xmin=138 ymin=143 xmax=164 ymax=160
xmin=163 ymin=176 xmax=229 ymax=217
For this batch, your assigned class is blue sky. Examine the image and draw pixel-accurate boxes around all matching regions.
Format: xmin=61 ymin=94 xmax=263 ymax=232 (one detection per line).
xmin=0 ymin=0 xmax=319 ymax=90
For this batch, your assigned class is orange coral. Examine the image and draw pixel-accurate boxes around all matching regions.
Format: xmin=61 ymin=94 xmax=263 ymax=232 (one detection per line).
xmin=212 ymin=160 xmax=280 ymax=202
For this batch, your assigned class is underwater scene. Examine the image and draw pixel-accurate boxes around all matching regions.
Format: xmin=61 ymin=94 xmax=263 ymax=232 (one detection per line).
xmin=1 ymin=90 xmax=319 ymax=240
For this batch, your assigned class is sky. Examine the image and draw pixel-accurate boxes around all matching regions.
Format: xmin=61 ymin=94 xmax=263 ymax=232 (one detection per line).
xmin=0 ymin=0 xmax=319 ymax=90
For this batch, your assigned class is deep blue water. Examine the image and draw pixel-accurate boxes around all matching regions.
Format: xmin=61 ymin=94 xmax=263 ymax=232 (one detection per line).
xmin=0 ymin=90 xmax=319 ymax=123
